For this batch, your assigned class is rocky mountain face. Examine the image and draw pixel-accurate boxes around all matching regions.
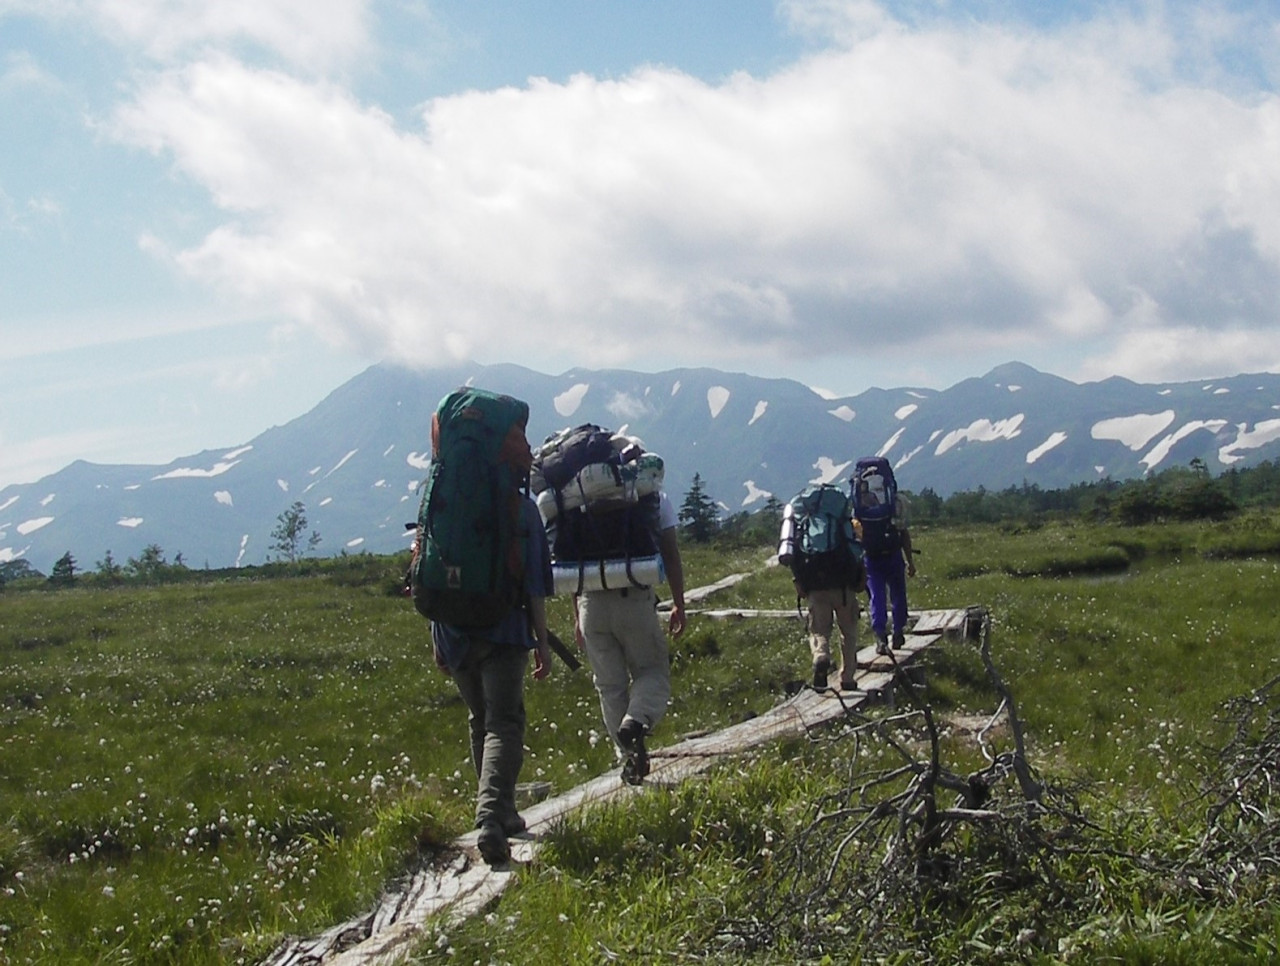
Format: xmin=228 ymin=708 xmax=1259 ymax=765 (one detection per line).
xmin=4 ymin=360 xmax=1279 ymax=574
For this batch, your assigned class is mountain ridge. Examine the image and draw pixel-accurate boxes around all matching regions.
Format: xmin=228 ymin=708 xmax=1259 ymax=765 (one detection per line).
xmin=4 ymin=360 xmax=1279 ymax=573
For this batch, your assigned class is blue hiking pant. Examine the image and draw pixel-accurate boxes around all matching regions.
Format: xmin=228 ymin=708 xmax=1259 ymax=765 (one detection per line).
xmin=864 ymin=551 xmax=909 ymax=640
xmin=451 ymin=638 xmax=529 ymax=831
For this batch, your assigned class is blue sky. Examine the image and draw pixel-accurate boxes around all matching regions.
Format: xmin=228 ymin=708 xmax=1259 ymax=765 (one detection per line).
xmin=3 ymin=0 xmax=1279 ymax=487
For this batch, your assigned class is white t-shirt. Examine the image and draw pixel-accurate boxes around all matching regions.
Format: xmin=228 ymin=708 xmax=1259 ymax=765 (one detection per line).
xmin=658 ymin=491 xmax=678 ymax=531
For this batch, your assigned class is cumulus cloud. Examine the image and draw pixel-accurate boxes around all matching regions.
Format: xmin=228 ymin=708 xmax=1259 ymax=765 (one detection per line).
xmin=101 ymin=0 xmax=1280 ymax=384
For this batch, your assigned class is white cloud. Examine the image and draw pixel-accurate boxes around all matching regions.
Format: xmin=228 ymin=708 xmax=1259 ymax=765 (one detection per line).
xmin=99 ymin=7 xmax=1280 ymax=385
xmin=87 ymin=0 xmax=372 ymax=72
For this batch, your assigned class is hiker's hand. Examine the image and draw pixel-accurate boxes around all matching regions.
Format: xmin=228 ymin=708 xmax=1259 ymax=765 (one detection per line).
xmin=906 ymin=556 xmax=917 ymax=578
xmin=667 ymin=603 xmax=686 ymax=639
xmin=532 ymin=640 xmax=551 ymax=681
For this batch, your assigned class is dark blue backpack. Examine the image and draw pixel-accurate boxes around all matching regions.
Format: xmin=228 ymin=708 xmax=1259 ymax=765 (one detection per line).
xmin=851 ymin=456 xmax=901 ymax=556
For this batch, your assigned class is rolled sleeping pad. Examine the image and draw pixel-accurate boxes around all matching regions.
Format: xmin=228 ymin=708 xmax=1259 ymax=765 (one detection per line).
xmin=551 ymin=555 xmax=665 ymax=596
xmin=535 ymin=453 xmax=665 ymax=524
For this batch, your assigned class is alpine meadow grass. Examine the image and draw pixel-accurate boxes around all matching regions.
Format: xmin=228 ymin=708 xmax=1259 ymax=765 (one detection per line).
xmin=2 ymin=514 xmax=1280 ymax=964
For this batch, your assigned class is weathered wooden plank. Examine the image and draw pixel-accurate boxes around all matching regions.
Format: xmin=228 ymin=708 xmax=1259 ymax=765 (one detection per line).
xmin=263 ymin=606 xmax=975 ymax=966
xmin=695 ymin=608 xmax=801 ymax=620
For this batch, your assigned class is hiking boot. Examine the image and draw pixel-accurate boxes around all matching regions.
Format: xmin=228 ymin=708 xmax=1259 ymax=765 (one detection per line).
xmin=502 ymin=813 xmax=528 ymax=837
xmin=477 ymin=821 xmax=510 ymax=867
xmin=892 ymin=630 xmax=906 ymax=649
xmin=618 ymin=719 xmax=650 ymax=786
xmin=811 ymin=657 xmax=831 ymax=689
xmin=875 ymin=634 xmax=891 ymax=656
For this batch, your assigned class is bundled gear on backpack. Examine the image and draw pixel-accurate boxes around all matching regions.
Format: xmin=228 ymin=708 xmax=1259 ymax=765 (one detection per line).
xmin=777 ymin=483 xmax=864 ymax=596
xmin=850 ymin=456 xmax=901 ymax=556
xmin=408 ymin=388 xmax=533 ymax=628
xmin=531 ymin=424 xmax=665 ymax=595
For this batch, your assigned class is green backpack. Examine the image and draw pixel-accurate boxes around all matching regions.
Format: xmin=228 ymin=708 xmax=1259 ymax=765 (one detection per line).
xmin=409 ymin=388 xmax=533 ymax=628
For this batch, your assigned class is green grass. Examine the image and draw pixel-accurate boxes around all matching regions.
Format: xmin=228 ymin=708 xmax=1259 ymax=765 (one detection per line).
xmin=4 ymin=519 xmax=1280 ymax=963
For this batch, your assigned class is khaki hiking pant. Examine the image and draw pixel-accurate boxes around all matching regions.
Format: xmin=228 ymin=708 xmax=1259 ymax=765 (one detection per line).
xmin=807 ymin=586 xmax=860 ymax=684
xmin=577 ymin=586 xmax=671 ymax=751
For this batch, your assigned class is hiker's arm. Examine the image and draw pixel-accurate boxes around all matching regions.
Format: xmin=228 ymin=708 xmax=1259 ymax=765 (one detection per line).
xmin=901 ymin=528 xmax=916 ymax=578
xmin=659 ymin=527 xmax=686 ymax=638
xmin=527 ymin=594 xmax=552 ymax=680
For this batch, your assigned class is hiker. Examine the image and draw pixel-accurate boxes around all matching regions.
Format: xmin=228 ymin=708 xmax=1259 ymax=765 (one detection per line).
xmin=778 ymin=484 xmax=865 ymax=690
xmin=851 ymin=457 xmax=916 ymax=655
xmin=530 ymin=425 xmax=686 ymax=785
xmin=409 ymin=389 xmax=553 ymax=867
xmin=574 ymin=489 xmax=686 ymax=784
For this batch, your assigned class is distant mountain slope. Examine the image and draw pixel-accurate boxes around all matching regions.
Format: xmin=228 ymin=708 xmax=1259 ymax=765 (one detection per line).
xmin=4 ymin=361 xmax=1279 ymax=573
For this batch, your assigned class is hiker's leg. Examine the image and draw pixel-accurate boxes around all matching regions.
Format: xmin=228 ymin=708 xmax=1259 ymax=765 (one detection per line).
xmin=864 ymin=555 xmax=889 ymax=640
xmin=834 ymin=590 xmax=859 ymax=680
xmin=578 ymin=590 xmax=632 ymax=745
xmin=615 ymin=588 xmax=671 ymax=734
xmin=468 ymin=640 xmax=528 ymax=830
xmin=807 ymin=590 xmax=836 ymax=666
xmin=450 ymin=636 xmax=488 ymax=779
xmin=887 ymin=554 xmax=909 ymax=638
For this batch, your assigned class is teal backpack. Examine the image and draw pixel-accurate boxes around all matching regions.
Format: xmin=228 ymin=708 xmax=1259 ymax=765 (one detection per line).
xmin=779 ymin=483 xmax=863 ymax=594
xmin=410 ymin=388 xmax=533 ymax=628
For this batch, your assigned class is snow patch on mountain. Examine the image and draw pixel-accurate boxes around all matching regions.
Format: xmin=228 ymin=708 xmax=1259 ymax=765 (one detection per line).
xmin=118 ymin=518 xmax=143 ymax=528
xmin=1091 ymin=411 xmax=1176 ymax=450
xmin=707 ymin=386 xmax=730 ymax=418
xmin=0 ymin=496 xmax=17 ymax=512
xmin=671 ymin=380 xmax=681 ymax=396
xmin=225 ymin=445 xmax=253 ymax=459
xmin=895 ymin=404 xmax=918 ymax=419
xmin=346 ymin=538 xmax=364 ymax=549
xmin=325 ymin=450 xmax=358 ymax=477
xmin=555 ymin=383 xmax=590 ymax=416
xmin=235 ymin=534 xmax=249 ymax=568
xmin=749 ymin=401 xmax=768 ymax=426
xmin=1027 ymin=432 xmax=1068 ymax=464
xmin=18 ymin=517 xmax=53 ymax=535
xmin=1142 ymin=420 xmax=1229 ymax=470
xmin=407 ymin=452 xmax=430 ymax=470
xmin=40 ymin=494 xmax=54 ymax=506
xmin=153 ymin=460 xmax=241 ymax=480
xmin=741 ymin=480 xmax=772 ymax=506
xmin=879 ymin=426 xmax=906 ymax=456
xmin=936 ymin=415 xmax=1025 ymax=455
xmin=1220 ymin=419 xmax=1280 ymax=464
xmin=810 ymin=457 xmax=852 ymax=485
xmin=214 ymin=491 xmax=233 ymax=507
xmin=829 ymin=406 xmax=855 ymax=422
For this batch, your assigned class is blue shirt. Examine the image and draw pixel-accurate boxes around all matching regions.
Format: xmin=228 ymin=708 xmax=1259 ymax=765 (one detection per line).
xmin=431 ymin=497 xmax=552 ymax=672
